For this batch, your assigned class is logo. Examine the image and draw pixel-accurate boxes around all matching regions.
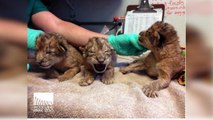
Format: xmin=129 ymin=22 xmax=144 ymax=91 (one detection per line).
xmin=33 ymin=92 xmax=54 ymax=112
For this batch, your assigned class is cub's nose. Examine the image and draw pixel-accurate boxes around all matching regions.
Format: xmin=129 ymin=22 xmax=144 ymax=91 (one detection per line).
xmin=97 ymin=58 xmax=105 ymax=64
xmin=36 ymin=59 xmax=43 ymax=65
xmin=97 ymin=53 xmax=105 ymax=64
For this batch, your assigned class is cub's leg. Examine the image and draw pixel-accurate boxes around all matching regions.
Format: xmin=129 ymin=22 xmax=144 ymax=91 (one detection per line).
xmin=120 ymin=60 xmax=146 ymax=74
xmin=79 ymin=69 xmax=94 ymax=86
xmin=142 ymin=60 xmax=172 ymax=98
xmin=102 ymin=66 xmax=114 ymax=85
xmin=58 ymin=66 xmax=81 ymax=82
xmin=46 ymin=68 xmax=60 ymax=79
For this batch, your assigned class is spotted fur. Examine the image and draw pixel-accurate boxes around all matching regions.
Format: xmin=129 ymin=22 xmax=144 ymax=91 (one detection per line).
xmin=120 ymin=21 xmax=185 ymax=97
xmin=79 ymin=37 xmax=116 ymax=86
xmin=35 ymin=33 xmax=83 ymax=81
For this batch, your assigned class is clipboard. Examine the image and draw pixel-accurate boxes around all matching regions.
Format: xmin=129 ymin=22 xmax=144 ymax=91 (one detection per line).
xmin=126 ymin=4 xmax=165 ymax=21
xmin=133 ymin=0 xmax=157 ymax=13
xmin=123 ymin=0 xmax=165 ymax=34
xmin=124 ymin=0 xmax=165 ymax=34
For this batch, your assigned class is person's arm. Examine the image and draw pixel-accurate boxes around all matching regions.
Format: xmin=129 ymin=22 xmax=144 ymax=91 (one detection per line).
xmin=0 ymin=19 xmax=26 ymax=46
xmin=31 ymin=11 xmax=107 ymax=47
xmin=31 ymin=11 xmax=148 ymax=56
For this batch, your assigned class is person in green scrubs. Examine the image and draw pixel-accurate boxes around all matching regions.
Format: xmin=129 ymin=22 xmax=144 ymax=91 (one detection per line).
xmin=27 ymin=0 xmax=148 ymax=56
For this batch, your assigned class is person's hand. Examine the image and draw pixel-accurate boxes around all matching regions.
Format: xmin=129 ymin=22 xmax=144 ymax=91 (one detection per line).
xmin=107 ymin=34 xmax=148 ymax=56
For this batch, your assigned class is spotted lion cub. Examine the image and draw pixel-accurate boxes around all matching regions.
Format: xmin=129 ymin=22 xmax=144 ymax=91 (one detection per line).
xmin=79 ymin=37 xmax=116 ymax=86
xmin=120 ymin=22 xmax=185 ymax=97
xmin=35 ymin=33 xmax=83 ymax=81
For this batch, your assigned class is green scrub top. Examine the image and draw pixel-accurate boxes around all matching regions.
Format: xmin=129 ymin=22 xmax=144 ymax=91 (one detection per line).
xmin=28 ymin=0 xmax=48 ymax=23
xmin=28 ymin=0 xmax=47 ymax=49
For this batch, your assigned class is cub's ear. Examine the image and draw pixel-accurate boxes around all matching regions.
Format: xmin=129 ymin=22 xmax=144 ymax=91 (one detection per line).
xmin=79 ymin=46 xmax=84 ymax=52
xmin=157 ymin=32 xmax=166 ymax=47
xmin=57 ymin=42 xmax=67 ymax=53
xmin=35 ymin=34 xmax=44 ymax=50
xmin=79 ymin=47 xmax=86 ymax=57
xmin=56 ymin=36 xmax=68 ymax=54
xmin=151 ymin=31 xmax=165 ymax=47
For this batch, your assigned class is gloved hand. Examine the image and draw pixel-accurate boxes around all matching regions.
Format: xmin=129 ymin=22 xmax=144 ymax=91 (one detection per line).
xmin=27 ymin=28 xmax=44 ymax=71
xmin=27 ymin=28 xmax=44 ymax=49
xmin=107 ymin=34 xmax=148 ymax=56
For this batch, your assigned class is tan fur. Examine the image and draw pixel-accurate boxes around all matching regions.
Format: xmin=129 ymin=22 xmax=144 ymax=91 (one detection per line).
xmin=35 ymin=33 xmax=83 ymax=81
xmin=79 ymin=37 xmax=116 ymax=86
xmin=120 ymin=21 xmax=185 ymax=97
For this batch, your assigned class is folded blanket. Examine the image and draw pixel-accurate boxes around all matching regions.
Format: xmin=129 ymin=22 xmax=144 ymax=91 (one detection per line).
xmin=28 ymin=56 xmax=185 ymax=118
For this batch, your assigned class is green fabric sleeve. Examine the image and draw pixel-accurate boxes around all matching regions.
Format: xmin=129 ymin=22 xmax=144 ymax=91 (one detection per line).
xmin=27 ymin=28 xmax=44 ymax=49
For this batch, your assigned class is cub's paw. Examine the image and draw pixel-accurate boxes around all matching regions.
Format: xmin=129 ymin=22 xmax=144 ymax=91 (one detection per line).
xmin=142 ymin=81 xmax=160 ymax=98
xmin=79 ymin=79 xmax=94 ymax=86
xmin=58 ymin=75 xmax=69 ymax=82
xmin=102 ymin=78 xmax=114 ymax=85
xmin=119 ymin=67 xmax=129 ymax=74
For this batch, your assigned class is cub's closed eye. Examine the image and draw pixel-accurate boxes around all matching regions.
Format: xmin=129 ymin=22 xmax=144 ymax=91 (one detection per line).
xmin=88 ymin=52 xmax=95 ymax=56
xmin=105 ymin=50 xmax=111 ymax=54
xmin=47 ymin=51 xmax=55 ymax=55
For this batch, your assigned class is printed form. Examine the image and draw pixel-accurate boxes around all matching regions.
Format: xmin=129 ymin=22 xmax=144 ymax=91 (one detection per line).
xmin=124 ymin=9 xmax=163 ymax=34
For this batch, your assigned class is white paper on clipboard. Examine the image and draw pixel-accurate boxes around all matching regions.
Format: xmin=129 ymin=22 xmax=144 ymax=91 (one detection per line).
xmin=124 ymin=9 xmax=163 ymax=34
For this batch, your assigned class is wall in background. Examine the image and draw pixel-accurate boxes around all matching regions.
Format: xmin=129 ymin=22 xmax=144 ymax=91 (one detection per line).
xmin=50 ymin=0 xmax=186 ymax=47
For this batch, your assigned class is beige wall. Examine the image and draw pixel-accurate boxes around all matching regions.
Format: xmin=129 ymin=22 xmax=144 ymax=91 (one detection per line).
xmin=74 ymin=0 xmax=186 ymax=46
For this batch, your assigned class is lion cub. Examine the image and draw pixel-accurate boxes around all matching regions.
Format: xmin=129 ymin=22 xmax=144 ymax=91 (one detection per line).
xmin=120 ymin=22 xmax=185 ymax=97
xmin=35 ymin=33 xmax=83 ymax=81
xmin=79 ymin=37 xmax=116 ymax=86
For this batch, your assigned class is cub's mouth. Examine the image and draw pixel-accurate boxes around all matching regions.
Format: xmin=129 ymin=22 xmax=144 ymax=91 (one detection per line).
xmin=39 ymin=63 xmax=52 ymax=69
xmin=91 ymin=64 xmax=108 ymax=73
